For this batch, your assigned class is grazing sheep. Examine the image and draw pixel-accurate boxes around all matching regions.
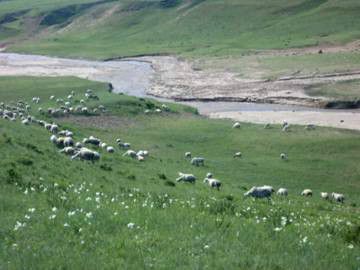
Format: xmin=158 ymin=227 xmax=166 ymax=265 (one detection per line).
xmin=75 ymin=142 xmax=83 ymax=148
xmin=64 ymin=137 xmax=74 ymax=147
xmin=280 ymin=153 xmax=288 ymax=160
xmin=155 ymin=108 xmax=162 ymax=113
xmin=176 ymin=173 xmax=196 ymax=183
xmin=59 ymin=147 xmax=76 ymax=155
xmin=277 ymin=188 xmax=288 ymax=196
xmin=80 ymin=99 xmax=86 ymax=105
xmin=185 ymin=152 xmax=192 ymax=158
xmin=50 ymin=124 xmax=59 ymax=134
xmin=67 ymin=95 xmax=73 ymax=100
xmin=71 ymin=147 xmax=100 ymax=161
xmin=203 ymin=177 xmax=221 ymax=190
xmin=331 ymin=193 xmax=345 ymax=203
xmin=119 ymin=142 xmax=131 ymax=148
xmin=106 ymin=146 xmax=115 ymax=153
xmin=137 ymin=150 xmax=148 ymax=157
xmin=301 ymin=189 xmax=313 ymax=197
xmin=21 ymin=119 xmax=30 ymax=125
xmin=262 ymin=185 xmax=275 ymax=193
xmin=49 ymin=95 xmax=55 ymax=100
xmin=122 ymin=150 xmax=137 ymax=158
xmin=137 ymin=155 xmax=145 ymax=161
xmin=116 ymin=138 xmax=122 ymax=144
xmin=320 ymin=192 xmax=329 ymax=200
xmin=206 ymin=172 xmax=213 ymax=178
xmin=81 ymin=107 xmax=88 ymax=114
xmin=100 ymin=142 xmax=108 ymax=149
xmin=83 ymin=136 xmax=101 ymax=146
xmin=191 ymin=157 xmax=205 ymax=166
xmin=38 ymin=107 xmax=43 ymax=114
xmin=232 ymin=122 xmax=241 ymax=129
xmin=244 ymin=186 xmax=272 ymax=199
xmin=50 ymin=135 xmax=58 ymax=144
xmin=233 ymin=152 xmax=242 ymax=158
xmin=144 ymin=109 xmax=150 ymax=114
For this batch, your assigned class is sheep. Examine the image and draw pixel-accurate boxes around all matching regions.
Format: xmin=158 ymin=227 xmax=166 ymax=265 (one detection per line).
xmin=320 ymin=192 xmax=329 ymax=200
xmin=206 ymin=172 xmax=213 ymax=178
xmin=116 ymin=138 xmax=122 ymax=144
xmin=21 ymin=119 xmax=30 ymax=125
xmin=280 ymin=153 xmax=288 ymax=160
xmin=38 ymin=107 xmax=43 ymax=114
xmin=65 ymin=101 xmax=71 ymax=107
xmin=106 ymin=146 xmax=115 ymax=153
xmin=64 ymin=137 xmax=74 ymax=147
xmin=81 ymin=107 xmax=89 ymax=114
xmin=50 ymin=135 xmax=58 ymax=144
xmin=301 ymin=189 xmax=313 ymax=197
xmin=331 ymin=193 xmax=345 ymax=203
xmin=50 ymin=124 xmax=59 ymax=134
xmin=137 ymin=155 xmax=145 ymax=161
xmin=155 ymin=109 xmax=162 ymax=113
xmin=71 ymin=147 xmax=100 ymax=161
xmin=59 ymin=147 xmax=76 ymax=155
xmin=58 ymin=130 xmax=73 ymax=137
xmin=49 ymin=95 xmax=55 ymax=100
xmin=203 ymin=177 xmax=221 ymax=190
xmin=233 ymin=152 xmax=242 ymax=158
xmin=67 ymin=94 xmax=73 ymax=100
xmin=264 ymin=123 xmax=271 ymax=129
xmin=277 ymin=188 xmax=288 ymax=196
xmin=45 ymin=123 xmax=52 ymax=131
xmin=75 ymin=142 xmax=83 ymax=148
xmin=232 ymin=122 xmax=241 ymax=129
xmin=191 ymin=157 xmax=205 ymax=166
xmin=176 ymin=173 xmax=196 ymax=183
xmin=244 ymin=186 xmax=272 ymax=199
xmin=100 ymin=142 xmax=108 ymax=149
xmin=80 ymin=99 xmax=86 ymax=105
xmin=262 ymin=185 xmax=275 ymax=193
xmin=185 ymin=152 xmax=192 ymax=158
xmin=83 ymin=136 xmax=101 ymax=146
xmin=122 ymin=150 xmax=137 ymax=158
xmin=161 ymin=104 xmax=170 ymax=111
xmin=119 ymin=142 xmax=131 ymax=148
xmin=137 ymin=150 xmax=148 ymax=157
xmin=282 ymin=121 xmax=288 ymax=128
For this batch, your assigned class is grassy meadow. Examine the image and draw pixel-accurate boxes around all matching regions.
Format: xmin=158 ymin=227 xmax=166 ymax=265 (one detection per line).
xmin=0 ymin=0 xmax=359 ymax=59
xmin=0 ymin=76 xmax=359 ymax=269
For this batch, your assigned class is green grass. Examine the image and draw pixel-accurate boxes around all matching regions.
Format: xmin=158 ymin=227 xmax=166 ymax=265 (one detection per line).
xmin=1 ymin=0 xmax=360 ymax=59
xmin=305 ymin=79 xmax=360 ymax=100
xmin=0 ymin=76 xmax=359 ymax=269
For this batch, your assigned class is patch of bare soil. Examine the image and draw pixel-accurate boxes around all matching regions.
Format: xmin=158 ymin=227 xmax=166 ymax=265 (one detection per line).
xmin=59 ymin=115 xmax=136 ymax=130
xmin=141 ymin=52 xmax=360 ymax=107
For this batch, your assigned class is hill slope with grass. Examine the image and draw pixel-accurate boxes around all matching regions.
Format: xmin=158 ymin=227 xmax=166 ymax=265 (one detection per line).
xmin=0 ymin=76 xmax=359 ymax=269
xmin=1 ymin=0 xmax=360 ymax=58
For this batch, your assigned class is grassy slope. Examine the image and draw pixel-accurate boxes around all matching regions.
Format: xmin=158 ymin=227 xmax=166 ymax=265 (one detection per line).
xmin=0 ymin=76 xmax=359 ymax=269
xmin=0 ymin=0 xmax=359 ymax=58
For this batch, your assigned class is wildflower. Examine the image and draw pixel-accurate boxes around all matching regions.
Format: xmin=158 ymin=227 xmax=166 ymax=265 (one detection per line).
xmin=54 ymin=183 xmax=59 ymax=187
xmin=24 ymin=215 xmax=31 ymax=220
xmin=348 ymin=244 xmax=354 ymax=249
xmin=274 ymin=227 xmax=282 ymax=232
xmin=85 ymin=197 xmax=92 ymax=201
xmin=85 ymin=212 xmax=93 ymax=219
xmin=30 ymin=187 xmax=35 ymax=192
xmin=24 ymin=189 xmax=28 ymax=195
xmin=114 ymin=212 xmax=118 ymax=216
xmin=68 ymin=211 xmax=76 ymax=217
xmin=49 ymin=214 xmax=56 ymax=220
xmin=14 ymin=221 xmax=25 ymax=231
xmin=95 ymin=197 xmax=100 ymax=203
xmin=127 ymin=222 xmax=135 ymax=229
xmin=64 ymin=223 xmax=70 ymax=227
xmin=28 ymin=208 xmax=36 ymax=213
xmin=204 ymin=245 xmax=210 ymax=249
xmin=52 ymin=207 xmax=58 ymax=212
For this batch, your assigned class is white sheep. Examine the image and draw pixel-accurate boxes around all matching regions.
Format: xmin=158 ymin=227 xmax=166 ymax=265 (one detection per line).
xmin=100 ymin=142 xmax=108 ymax=149
xmin=244 ymin=186 xmax=272 ymax=199
xmin=21 ymin=119 xmax=30 ymax=125
xmin=71 ymin=147 xmax=100 ymax=161
xmin=320 ymin=192 xmax=329 ymax=200
xmin=262 ymin=185 xmax=275 ymax=193
xmin=280 ymin=153 xmax=288 ymax=160
xmin=123 ymin=150 xmax=137 ymax=158
xmin=185 ymin=152 xmax=192 ymax=158
xmin=106 ymin=146 xmax=115 ymax=153
xmin=203 ymin=177 xmax=221 ymax=190
xmin=191 ymin=157 xmax=205 ymax=166
xmin=331 ymin=192 xmax=345 ymax=203
xmin=59 ymin=147 xmax=76 ymax=155
xmin=155 ymin=109 xmax=162 ymax=113
xmin=206 ymin=172 xmax=213 ymax=178
xmin=75 ymin=142 xmax=83 ymax=148
xmin=49 ymin=95 xmax=55 ymax=100
xmin=119 ymin=142 xmax=131 ymax=148
xmin=83 ymin=136 xmax=101 ymax=146
xmin=232 ymin=122 xmax=241 ymax=129
xmin=233 ymin=152 xmax=242 ymax=158
xmin=137 ymin=150 xmax=148 ymax=157
xmin=64 ymin=137 xmax=74 ymax=147
xmin=301 ymin=189 xmax=313 ymax=197
xmin=50 ymin=135 xmax=58 ymax=144
xmin=276 ymin=188 xmax=288 ymax=196
xmin=50 ymin=124 xmax=59 ymax=134
xmin=176 ymin=173 xmax=196 ymax=183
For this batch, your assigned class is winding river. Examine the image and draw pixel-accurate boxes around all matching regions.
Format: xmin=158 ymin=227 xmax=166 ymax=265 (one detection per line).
xmin=0 ymin=53 xmax=359 ymax=130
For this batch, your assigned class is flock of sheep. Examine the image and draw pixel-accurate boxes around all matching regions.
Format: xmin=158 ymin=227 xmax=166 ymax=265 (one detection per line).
xmin=0 ymin=91 xmax=346 ymax=201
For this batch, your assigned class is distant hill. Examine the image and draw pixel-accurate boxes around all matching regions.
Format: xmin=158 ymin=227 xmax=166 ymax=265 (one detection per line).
xmin=1 ymin=0 xmax=360 ymax=58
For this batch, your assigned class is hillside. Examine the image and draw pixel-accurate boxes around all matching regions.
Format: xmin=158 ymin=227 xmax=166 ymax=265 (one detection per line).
xmin=0 ymin=76 xmax=359 ymax=268
xmin=1 ymin=0 xmax=360 ymax=58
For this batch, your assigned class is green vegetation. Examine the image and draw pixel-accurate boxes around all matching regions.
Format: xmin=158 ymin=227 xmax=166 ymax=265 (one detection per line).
xmin=0 ymin=76 xmax=359 ymax=269
xmin=306 ymin=79 xmax=360 ymax=101
xmin=0 ymin=0 xmax=359 ymax=58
